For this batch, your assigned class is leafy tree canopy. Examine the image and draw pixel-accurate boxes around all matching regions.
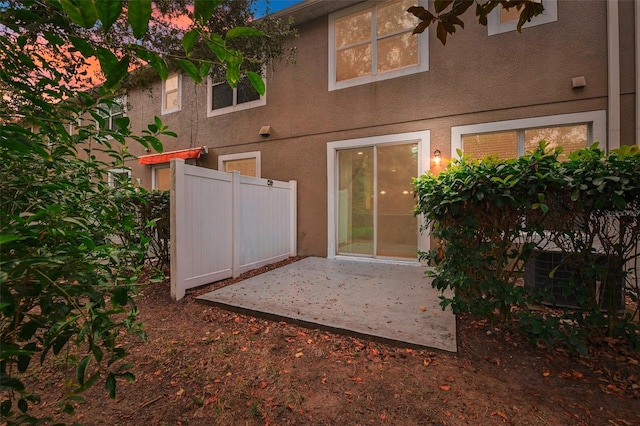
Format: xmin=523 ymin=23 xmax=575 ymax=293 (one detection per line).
xmin=0 ymin=1 xmax=292 ymax=422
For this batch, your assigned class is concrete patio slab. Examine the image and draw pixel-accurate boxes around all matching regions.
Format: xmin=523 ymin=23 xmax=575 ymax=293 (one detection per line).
xmin=197 ymin=257 xmax=457 ymax=352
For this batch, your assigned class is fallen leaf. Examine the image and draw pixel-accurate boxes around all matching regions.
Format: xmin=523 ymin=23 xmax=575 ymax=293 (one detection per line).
xmin=491 ymin=410 xmax=509 ymax=421
xmin=260 ymin=381 xmax=267 ymax=389
xmin=423 ymin=359 xmax=430 ymax=367
xmin=295 ymin=352 xmax=304 ymax=358
xmin=420 ymin=306 xmax=426 ymax=312
xmin=176 ymin=389 xmax=184 ymax=396
xmin=439 ymin=385 xmax=451 ymax=391
xmin=606 ymin=384 xmax=621 ymax=392
xmin=542 ymin=370 xmax=550 ymax=377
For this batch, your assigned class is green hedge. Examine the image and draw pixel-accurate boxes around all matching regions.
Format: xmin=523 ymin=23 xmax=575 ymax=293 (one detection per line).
xmin=414 ymin=142 xmax=640 ymax=353
xmin=116 ymin=190 xmax=171 ymax=270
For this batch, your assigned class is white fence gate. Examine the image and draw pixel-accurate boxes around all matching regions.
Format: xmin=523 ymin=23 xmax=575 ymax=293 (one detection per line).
xmin=170 ymin=159 xmax=297 ymax=300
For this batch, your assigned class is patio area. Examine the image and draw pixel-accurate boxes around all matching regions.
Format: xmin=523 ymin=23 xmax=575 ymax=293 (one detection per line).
xmin=197 ymin=257 xmax=457 ymax=352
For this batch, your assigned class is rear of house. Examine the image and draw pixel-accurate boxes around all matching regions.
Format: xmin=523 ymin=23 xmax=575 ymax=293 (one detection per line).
xmin=117 ymin=0 xmax=638 ymax=262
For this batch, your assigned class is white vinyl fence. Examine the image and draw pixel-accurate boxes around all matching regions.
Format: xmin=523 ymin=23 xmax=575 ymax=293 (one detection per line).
xmin=170 ymin=159 xmax=297 ymax=300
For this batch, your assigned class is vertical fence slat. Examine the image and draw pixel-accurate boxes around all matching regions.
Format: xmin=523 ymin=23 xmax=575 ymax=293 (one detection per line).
xmin=232 ymin=171 xmax=241 ymax=278
xmin=290 ymin=180 xmax=297 ymax=257
xmin=170 ymin=159 xmax=186 ymax=300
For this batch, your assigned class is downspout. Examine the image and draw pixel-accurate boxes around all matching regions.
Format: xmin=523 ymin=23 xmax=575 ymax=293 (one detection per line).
xmin=607 ymin=0 xmax=621 ymax=151
xmin=636 ymin=0 xmax=640 ymax=146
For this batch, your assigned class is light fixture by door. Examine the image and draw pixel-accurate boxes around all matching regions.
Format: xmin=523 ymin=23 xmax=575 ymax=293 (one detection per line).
xmin=433 ymin=149 xmax=441 ymax=165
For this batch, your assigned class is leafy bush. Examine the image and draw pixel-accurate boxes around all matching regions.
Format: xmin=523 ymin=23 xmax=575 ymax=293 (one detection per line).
xmin=0 ymin=121 xmax=170 ymax=421
xmin=414 ymin=142 xmax=640 ymax=353
xmin=1 ymin=0 xmax=289 ymax=422
xmin=117 ymin=190 xmax=171 ymax=270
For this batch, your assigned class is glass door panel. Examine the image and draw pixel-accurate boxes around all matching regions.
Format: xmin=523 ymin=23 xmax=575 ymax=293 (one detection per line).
xmin=336 ymin=142 xmax=418 ymax=259
xmin=376 ymin=143 xmax=418 ymax=258
xmin=337 ymin=148 xmax=374 ymax=255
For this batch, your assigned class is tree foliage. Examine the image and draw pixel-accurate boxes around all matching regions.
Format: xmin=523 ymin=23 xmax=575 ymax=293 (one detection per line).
xmin=408 ymin=0 xmax=545 ymax=44
xmin=1 ymin=0 xmax=289 ymax=422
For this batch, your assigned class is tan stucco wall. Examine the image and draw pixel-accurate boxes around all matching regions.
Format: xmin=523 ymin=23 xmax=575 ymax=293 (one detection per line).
xmin=123 ymin=0 xmax=637 ymax=257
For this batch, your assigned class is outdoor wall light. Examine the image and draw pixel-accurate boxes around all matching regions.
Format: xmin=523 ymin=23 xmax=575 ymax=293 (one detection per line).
xmin=433 ymin=149 xmax=441 ymax=165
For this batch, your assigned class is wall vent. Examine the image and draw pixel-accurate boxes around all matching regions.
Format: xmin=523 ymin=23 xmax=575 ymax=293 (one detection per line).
xmin=524 ymin=250 xmax=624 ymax=311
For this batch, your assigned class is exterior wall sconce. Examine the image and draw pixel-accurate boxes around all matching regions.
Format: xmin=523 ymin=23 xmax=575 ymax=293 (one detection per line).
xmin=433 ymin=149 xmax=441 ymax=165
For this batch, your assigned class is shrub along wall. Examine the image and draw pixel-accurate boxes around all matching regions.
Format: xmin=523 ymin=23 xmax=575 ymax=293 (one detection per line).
xmin=117 ymin=190 xmax=170 ymax=270
xmin=414 ymin=142 xmax=640 ymax=353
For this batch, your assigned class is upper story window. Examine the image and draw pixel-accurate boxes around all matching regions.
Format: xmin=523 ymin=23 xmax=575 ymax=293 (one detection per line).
xmin=329 ymin=0 xmax=428 ymax=91
xmin=108 ymin=168 xmax=131 ymax=188
xmin=207 ymin=77 xmax=266 ymax=117
xmin=97 ymin=97 xmax=126 ymax=131
xmin=487 ymin=0 xmax=557 ymax=36
xmin=451 ymin=111 xmax=607 ymax=161
xmin=162 ymin=73 xmax=182 ymax=115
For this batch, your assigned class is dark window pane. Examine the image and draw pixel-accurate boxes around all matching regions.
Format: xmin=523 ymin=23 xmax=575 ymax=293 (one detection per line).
xmin=237 ymin=79 xmax=260 ymax=104
xmin=212 ymin=83 xmax=233 ymax=110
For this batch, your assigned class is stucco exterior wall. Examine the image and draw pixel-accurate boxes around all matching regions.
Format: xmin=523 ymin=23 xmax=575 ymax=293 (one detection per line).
xmin=123 ymin=0 xmax=637 ymax=258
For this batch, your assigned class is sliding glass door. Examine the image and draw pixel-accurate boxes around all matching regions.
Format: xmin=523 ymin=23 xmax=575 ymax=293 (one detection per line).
xmin=337 ymin=142 xmax=418 ymax=259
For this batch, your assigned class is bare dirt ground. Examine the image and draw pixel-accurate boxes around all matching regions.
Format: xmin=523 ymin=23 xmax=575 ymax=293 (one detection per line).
xmin=19 ymin=257 xmax=640 ymax=425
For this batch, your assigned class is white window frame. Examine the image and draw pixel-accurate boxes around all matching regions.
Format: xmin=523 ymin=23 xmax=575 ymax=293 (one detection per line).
xmin=218 ymin=151 xmax=262 ymax=177
xmin=487 ymin=0 xmax=558 ymax=36
xmin=328 ymin=0 xmax=429 ymax=91
xmin=161 ymin=73 xmax=182 ymax=115
xmin=97 ymin=96 xmax=126 ymax=132
xmin=107 ymin=168 xmax=131 ymax=188
xmin=326 ymin=130 xmax=431 ymax=262
xmin=206 ymin=76 xmax=266 ymax=117
xmin=152 ymin=164 xmax=171 ymax=190
xmin=451 ymin=111 xmax=607 ymax=159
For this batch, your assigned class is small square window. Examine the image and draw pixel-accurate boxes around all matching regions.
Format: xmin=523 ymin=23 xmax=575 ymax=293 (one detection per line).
xmin=207 ymin=76 xmax=266 ymax=117
xmin=153 ymin=166 xmax=171 ymax=191
xmin=108 ymin=168 xmax=131 ymax=188
xmin=97 ymin=97 xmax=126 ymax=132
xmin=487 ymin=0 xmax=557 ymax=36
xmin=218 ymin=151 xmax=261 ymax=177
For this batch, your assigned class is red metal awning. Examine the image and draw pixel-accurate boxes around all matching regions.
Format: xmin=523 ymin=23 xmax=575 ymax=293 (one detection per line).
xmin=138 ymin=147 xmax=207 ymax=165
